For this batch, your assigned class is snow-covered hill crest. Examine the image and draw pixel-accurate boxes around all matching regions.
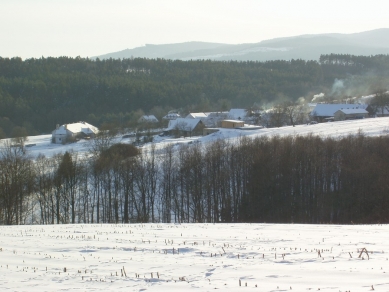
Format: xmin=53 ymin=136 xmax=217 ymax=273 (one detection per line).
xmin=14 ymin=117 xmax=389 ymax=159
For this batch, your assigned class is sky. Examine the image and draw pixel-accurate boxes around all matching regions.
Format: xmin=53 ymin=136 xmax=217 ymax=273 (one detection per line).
xmin=1 ymin=0 xmax=389 ymax=59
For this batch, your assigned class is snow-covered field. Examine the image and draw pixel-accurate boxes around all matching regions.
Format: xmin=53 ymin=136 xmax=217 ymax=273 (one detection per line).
xmin=0 ymin=223 xmax=387 ymax=291
xmin=15 ymin=116 xmax=389 ymax=159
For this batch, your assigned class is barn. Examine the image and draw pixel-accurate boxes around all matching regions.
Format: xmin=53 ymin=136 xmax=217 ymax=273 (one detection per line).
xmin=221 ymin=120 xmax=244 ymax=128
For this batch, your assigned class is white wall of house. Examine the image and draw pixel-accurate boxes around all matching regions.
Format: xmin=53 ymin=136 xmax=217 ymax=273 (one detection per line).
xmin=51 ymin=122 xmax=98 ymax=144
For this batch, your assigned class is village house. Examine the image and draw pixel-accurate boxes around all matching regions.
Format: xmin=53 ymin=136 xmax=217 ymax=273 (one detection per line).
xmin=51 ymin=122 xmax=98 ymax=144
xmin=138 ymin=115 xmax=159 ymax=123
xmin=165 ymin=118 xmax=205 ymax=137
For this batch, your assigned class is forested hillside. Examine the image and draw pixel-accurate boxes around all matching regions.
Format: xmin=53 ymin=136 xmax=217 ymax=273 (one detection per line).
xmin=0 ymin=54 xmax=389 ymax=138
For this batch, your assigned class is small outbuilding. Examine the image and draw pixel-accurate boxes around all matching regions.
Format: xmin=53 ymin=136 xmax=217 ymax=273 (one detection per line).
xmin=221 ymin=120 xmax=244 ymax=128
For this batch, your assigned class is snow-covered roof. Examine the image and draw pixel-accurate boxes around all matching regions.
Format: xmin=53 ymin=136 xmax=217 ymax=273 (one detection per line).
xmin=206 ymin=111 xmax=229 ymax=118
xmin=139 ymin=115 xmax=158 ymax=122
xmin=186 ymin=113 xmax=208 ymax=119
xmin=167 ymin=118 xmax=202 ymax=131
xmin=223 ymin=119 xmax=245 ymax=123
xmin=228 ymin=109 xmax=247 ymax=120
xmin=336 ymin=109 xmax=368 ymax=115
xmin=53 ymin=122 xmax=98 ymax=135
xmin=310 ymin=104 xmax=368 ymax=117
xmin=163 ymin=113 xmax=181 ymax=120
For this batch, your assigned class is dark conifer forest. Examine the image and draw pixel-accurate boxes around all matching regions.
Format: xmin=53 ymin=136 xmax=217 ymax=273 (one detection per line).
xmin=0 ymin=54 xmax=389 ymax=138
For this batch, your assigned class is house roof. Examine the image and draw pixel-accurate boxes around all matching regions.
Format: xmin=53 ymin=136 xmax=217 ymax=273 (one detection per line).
xmin=163 ymin=113 xmax=181 ymax=120
xmin=310 ymin=104 xmax=368 ymax=117
xmin=206 ymin=111 xmax=229 ymax=118
xmin=139 ymin=115 xmax=158 ymax=122
xmin=336 ymin=109 xmax=368 ymax=115
xmin=167 ymin=118 xmax=202 ymax=131
xmin=53 ymin=122 xmax=99 ymax=135
xmin=228 ymin=109 xmax=247 ymax=120
xmin=186 ymin=113 xmax=208 ymax=119
xmin=223 ymin=119 xmax=245 ymax=123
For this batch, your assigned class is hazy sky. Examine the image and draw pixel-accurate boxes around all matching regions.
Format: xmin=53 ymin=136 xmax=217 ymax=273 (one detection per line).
xmin=2 ymin=0 xmax=389 ymax=59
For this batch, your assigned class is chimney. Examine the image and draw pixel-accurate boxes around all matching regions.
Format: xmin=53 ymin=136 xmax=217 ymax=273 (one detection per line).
xmin=56 ymin=124 xmax=59 ymax=130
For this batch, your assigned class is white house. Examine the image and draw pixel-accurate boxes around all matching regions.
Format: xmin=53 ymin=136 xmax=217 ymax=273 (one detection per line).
xmin=52 ymin=122 xmax=99 ymax=144
xmin=138 ymin=115 xmax=159 ymax=123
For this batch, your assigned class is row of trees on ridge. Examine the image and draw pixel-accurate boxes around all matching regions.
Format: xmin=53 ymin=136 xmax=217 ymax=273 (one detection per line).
xmin=1 ymin=131 xmax=388 ymax=225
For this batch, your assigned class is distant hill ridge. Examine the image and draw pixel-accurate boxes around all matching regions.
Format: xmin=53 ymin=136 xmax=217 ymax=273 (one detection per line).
xmin=95 ymin=28 xmax=389 ymax=61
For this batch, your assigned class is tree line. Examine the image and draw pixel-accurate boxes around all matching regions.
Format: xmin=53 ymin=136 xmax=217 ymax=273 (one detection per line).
xmin=1 ymin=132 xmax=389 ymax=225
xmin=1 ymin=54 xmax=389 ymax=138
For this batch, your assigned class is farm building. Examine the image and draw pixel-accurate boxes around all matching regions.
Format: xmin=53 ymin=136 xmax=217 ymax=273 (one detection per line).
xmin=334 ymin=109 xmax=368 ymax=121
xmin=221 ymin=120 xmax=245 ymax=128
xmin=51 ymin=122 xmax=98 ymax=144
xmin=310 ymin=104 xmax=369 ymax=122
